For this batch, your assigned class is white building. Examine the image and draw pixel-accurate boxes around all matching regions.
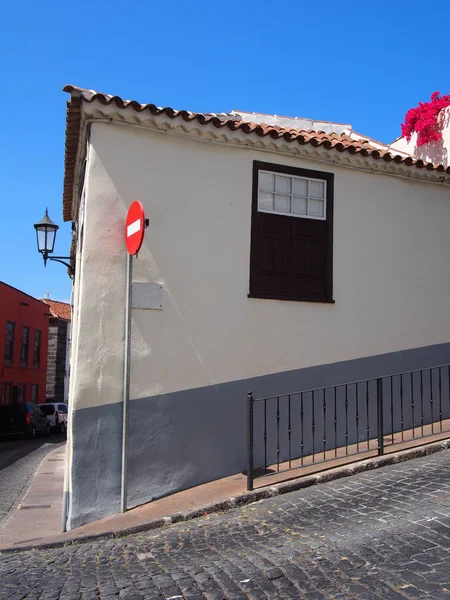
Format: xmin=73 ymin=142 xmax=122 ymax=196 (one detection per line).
xmin=62 ymin=85 xmax=450 ymax=529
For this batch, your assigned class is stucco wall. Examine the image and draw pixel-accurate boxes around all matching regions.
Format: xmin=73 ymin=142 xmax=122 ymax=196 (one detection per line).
xmin=66 ymin=121 xmax=450 ymax=528
xmin=78 ymin=122 xmax=450 ymax=408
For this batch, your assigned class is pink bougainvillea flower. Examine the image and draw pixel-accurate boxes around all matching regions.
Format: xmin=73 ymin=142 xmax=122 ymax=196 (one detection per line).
xmin=401 ymin=92 xmax=450 ymax=146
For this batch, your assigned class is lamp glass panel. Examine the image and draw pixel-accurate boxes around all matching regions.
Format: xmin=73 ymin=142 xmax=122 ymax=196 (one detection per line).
xmin=46 ymin=227 xmax=56 ymax=252
xmin=36 ymin=229 xmax=47 ymax=252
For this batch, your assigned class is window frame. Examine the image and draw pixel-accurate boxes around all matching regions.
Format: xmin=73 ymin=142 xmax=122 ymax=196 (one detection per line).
xmin=249 ymin=160 xmax=334 ymax=304
xmin=4 ymin=322 xmax=15 ymax=366
xmin=20 ymin=326 xmax=30 ymax=368
xmin=31 ymin=384 xmax=39 ymax=403
xmin=33 ymin=330 xmax=41 ymax=369
xmin=1 ymin=383 xmax=12 ymax=405
xmin=18 ymin=383 xmax=26 ymax=402
xmin=257 ymin=170 xmax=327 ymax=221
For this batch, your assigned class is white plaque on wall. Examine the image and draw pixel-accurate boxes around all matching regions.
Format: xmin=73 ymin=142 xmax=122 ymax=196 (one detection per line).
xmin=132 ymin=282 xmax=164 ymax=310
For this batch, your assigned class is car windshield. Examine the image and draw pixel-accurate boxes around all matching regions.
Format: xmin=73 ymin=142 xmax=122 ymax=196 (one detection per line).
xmin=40 ymin=405 xmax=55 ymax=415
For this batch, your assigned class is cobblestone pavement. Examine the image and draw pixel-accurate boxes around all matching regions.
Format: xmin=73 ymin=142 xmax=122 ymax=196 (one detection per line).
xmin=0 ymin=438 xmax=65 ymax=526
xmin=1 ymin=450 xmax=450 ymax=599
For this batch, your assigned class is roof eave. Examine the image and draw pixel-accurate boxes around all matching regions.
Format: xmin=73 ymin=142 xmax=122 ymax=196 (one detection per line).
xmin=62 ymin=86 xmax=450 ymax=221
xmin=63 ymin=88 xmax=84 ymax=222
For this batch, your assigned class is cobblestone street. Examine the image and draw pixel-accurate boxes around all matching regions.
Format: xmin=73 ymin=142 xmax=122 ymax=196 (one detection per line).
xmin=0 ymin=439 xmax=65 ymax=526
xmin=1 ymin=449 xmax=450 ymax=599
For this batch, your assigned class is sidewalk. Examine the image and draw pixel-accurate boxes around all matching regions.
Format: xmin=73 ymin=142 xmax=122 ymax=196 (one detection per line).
xmin=2 ymin=433 xmax=450 ymax=552
xmin=0 ymin=448 xmax=252 ymax=550
xmin=0 ymin=445 xmax=66 ymax=548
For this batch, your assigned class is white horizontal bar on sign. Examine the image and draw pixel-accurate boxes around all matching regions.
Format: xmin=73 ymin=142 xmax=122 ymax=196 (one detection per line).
xmin=127 ymin=219 xmax=141 ymax=237
xmin=132 ymin=282 xmax=164 ymax=310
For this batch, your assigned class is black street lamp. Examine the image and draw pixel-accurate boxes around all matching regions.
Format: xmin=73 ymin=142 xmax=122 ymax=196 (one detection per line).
xmin=34 ymin=209 xmax=74 ymax=276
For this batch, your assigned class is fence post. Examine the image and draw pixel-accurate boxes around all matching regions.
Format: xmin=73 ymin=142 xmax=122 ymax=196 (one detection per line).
xmin=247 ymin=391 xmax=254 ymax=491
xmin=377 ymin=378 xmax=384 ymax=456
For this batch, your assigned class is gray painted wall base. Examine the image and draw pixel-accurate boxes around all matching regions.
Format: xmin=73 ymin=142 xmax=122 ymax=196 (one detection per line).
xmin=67 ymin=342 xmax=450 ymax=530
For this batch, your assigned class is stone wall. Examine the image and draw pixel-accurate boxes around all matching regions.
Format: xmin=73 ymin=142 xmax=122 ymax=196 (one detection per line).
xmin=46 ymin=318 xmax=68 ymax=401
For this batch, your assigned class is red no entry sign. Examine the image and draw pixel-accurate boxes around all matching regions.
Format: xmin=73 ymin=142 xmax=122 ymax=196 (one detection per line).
xmin=125 ymin=201 xmax=146 ymax=255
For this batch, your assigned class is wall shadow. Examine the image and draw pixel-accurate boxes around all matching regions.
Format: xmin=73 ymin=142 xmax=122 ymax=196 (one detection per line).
xmin=0 ymin=434 xmax=66 ymax=471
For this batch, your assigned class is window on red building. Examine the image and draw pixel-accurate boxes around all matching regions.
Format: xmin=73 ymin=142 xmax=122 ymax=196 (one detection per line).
xmin=4 ymin=322 xmax=15 ymax=366
xmin=1 ymin=383 xmax=12 ymax=405
xmin=31 ymin=384 xmax=39 ymax=403
xmin=18 ymin=383 xmax=26 ymax=402
xmin=33 ymin=330 xmax=41 ymax=368
xmin=20 ymin=326 xmax=30 ymax=368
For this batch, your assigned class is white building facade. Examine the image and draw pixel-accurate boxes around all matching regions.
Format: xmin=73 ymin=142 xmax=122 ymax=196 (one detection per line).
xmin=62 ymin=86 xmax=450 ymax=529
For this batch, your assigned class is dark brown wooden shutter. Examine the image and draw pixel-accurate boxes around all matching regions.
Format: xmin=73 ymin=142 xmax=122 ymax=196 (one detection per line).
xmin=249 ymin=161 xmax=334 ymax=303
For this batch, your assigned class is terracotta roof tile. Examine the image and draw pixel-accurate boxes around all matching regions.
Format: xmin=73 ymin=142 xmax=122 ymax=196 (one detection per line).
xmin=62 ymin=85 xmax=450 ymax=221
xmin=42 ymin=299 xmax=71 ymax=321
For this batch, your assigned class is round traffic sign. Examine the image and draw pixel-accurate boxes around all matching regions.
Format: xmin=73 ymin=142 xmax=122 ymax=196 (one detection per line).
xmin=125 ymin=201 xmax=146 ymax=255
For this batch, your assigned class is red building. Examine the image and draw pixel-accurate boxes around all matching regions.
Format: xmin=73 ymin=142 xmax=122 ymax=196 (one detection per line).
xmin=0 ymin=281 xmax=49 ymax=405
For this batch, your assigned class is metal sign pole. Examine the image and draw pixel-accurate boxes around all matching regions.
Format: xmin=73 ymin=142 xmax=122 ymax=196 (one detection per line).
xmin=121 ymin=251 xmax=133 ymax=513
xmin=121 ymin=201 xmax=146 ymax=514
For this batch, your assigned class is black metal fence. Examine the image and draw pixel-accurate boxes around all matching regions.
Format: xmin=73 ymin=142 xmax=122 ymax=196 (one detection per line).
xmin=247 ymin=364 xmax=450 ymax=491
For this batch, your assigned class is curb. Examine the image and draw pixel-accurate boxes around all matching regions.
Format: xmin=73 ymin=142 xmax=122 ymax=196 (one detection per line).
xmin=1 ymin=438 xmax=449 ymax=555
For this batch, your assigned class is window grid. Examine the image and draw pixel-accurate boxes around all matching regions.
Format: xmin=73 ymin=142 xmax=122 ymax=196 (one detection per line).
xmin=258 ymin=170 xmax=327 ymax=220
xmin=33 ymin=330 xmax=41 ymax=369
xmin=20 ymin=326 xmax=30 ymax=368
xmin=4 ymin=322 xmax=15 ymax=366
xmin=1 ymin=383 xmax=12 ymax=405
xmin=18 ymin=383 xmax=26 ymax=402
xmin=31 ymin=384 xmax=39 ymax=403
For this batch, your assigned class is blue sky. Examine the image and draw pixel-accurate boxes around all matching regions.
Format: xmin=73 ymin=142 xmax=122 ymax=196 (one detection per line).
xmin=1 ymin=0 xmax=449 ymax=302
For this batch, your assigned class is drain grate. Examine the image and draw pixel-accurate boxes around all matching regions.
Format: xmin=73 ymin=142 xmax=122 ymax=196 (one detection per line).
xmin=20 ymin=504 xmax=51 ymax=510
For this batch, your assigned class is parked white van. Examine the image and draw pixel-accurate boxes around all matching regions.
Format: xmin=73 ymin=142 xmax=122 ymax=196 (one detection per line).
xmin=40 ymin=403 xmax=68 ymax=434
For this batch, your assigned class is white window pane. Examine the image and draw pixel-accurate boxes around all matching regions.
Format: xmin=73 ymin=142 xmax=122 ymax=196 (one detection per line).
xmin=275 ymin=194 xmax=290 ymax=213
xmin=259 ymin=191 xmax=274 ymax=211
xmin=293 ymin=178 xmax=308 ymax=196
xmin=276 ymin=175 xmax=291 ymax=194
xmin=259 ymin=172 xmax=275 ymax=191
xmin=309 ymin=198 xmax=324 ymax=217
xmin=293 ymin=196 xmax=307 ymax=215
xmin=309 ymin=180 xmax=325 ymax=199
